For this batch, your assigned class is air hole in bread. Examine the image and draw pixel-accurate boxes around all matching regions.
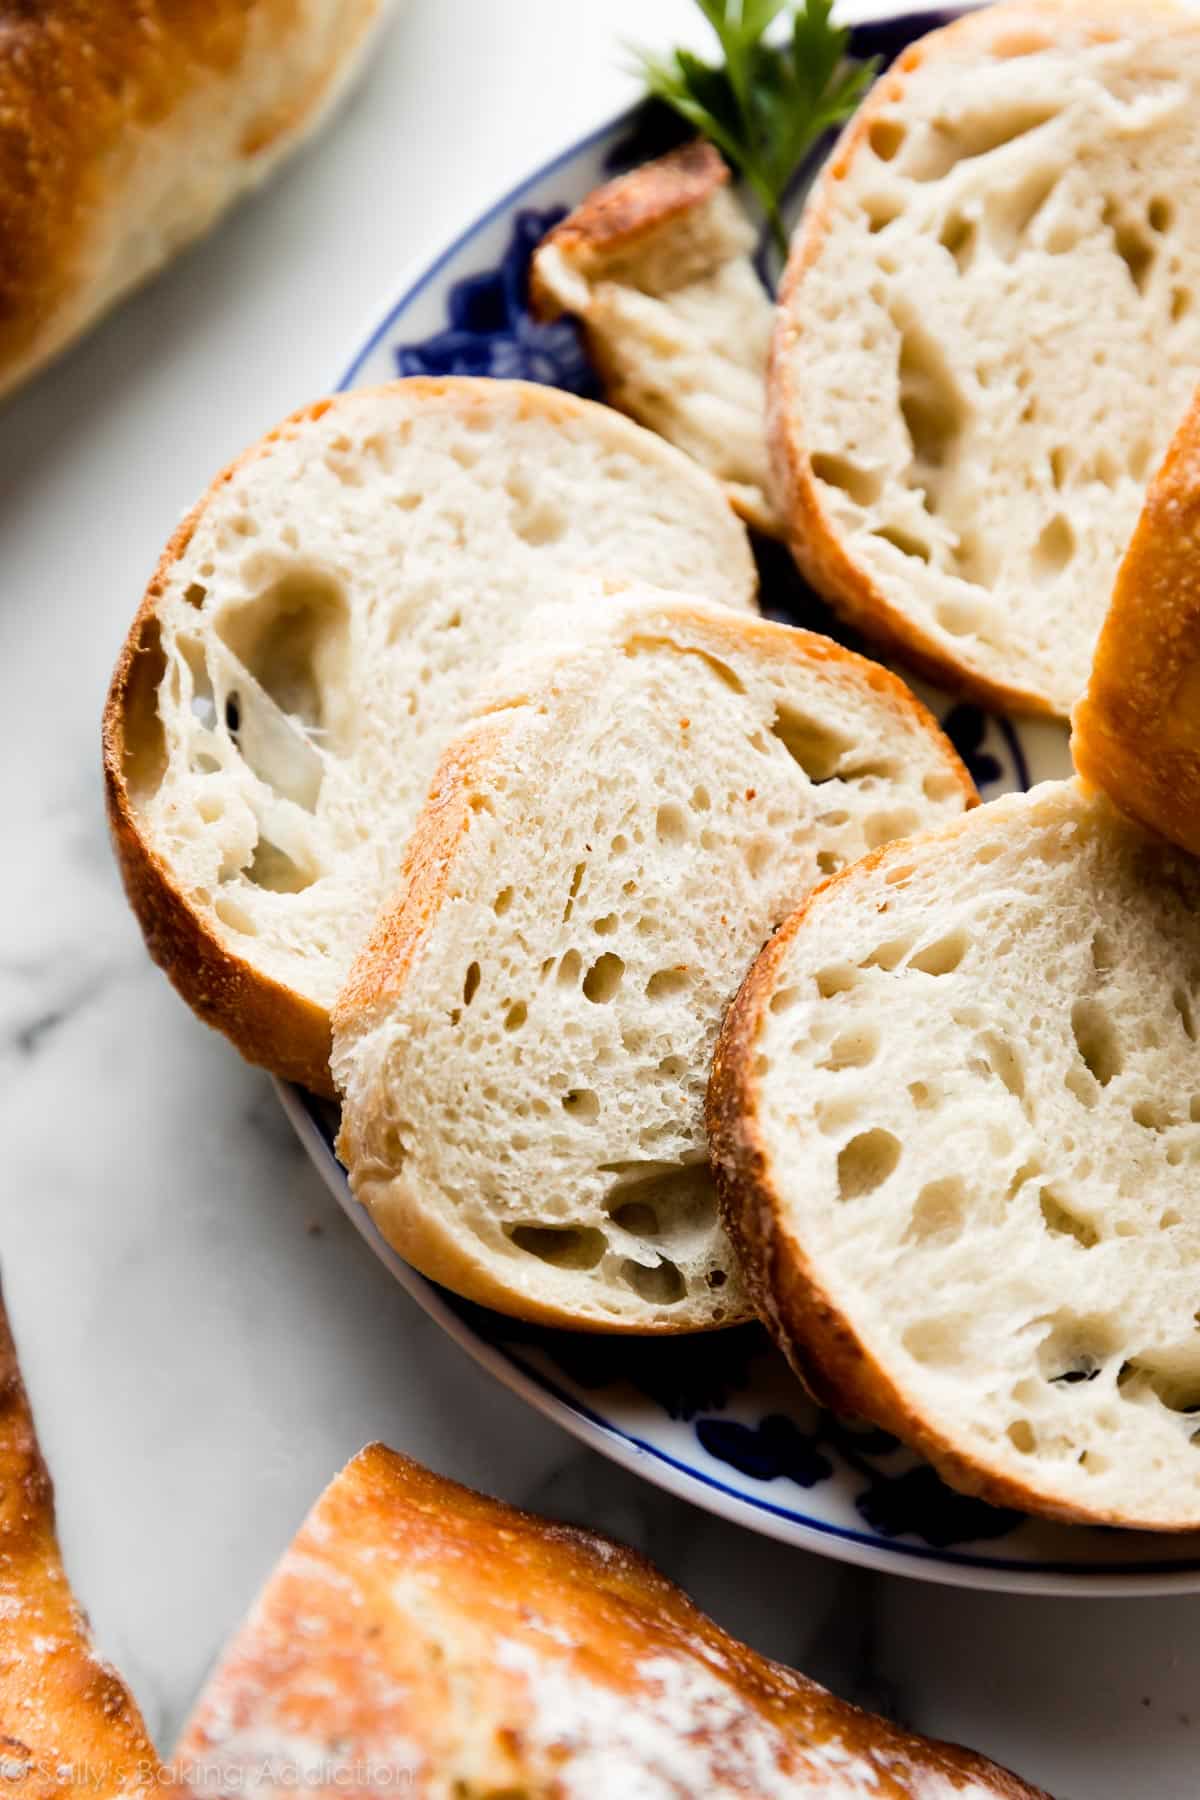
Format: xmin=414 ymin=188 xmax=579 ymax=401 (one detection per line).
xmin=504 ymin=1001 xmax=527 ymax=1031
xmin=1149 ymin=196 xmax=1173 ymax=233
xmin=1172 ymin=286 xmax=1193 ymax=323
xmin=620 ymin=1258 xmax=686 ymax=1304
xmin=1049 ymin=446 xmax=1071 ymax=490
xmin=582 ymin=953 xmax=624 ymax=1004
xmin=909 ymin=930 xmax=968 ymax=976
xmin=562 ymin=862 xmax=585 ymax=922
xmin=561 ymin=1088 xmax=599 ymax=1121
xmin=769 ymin=986 xmax=802 ymax=1016
xmin=1173 ymin=988 xmax=1197 ymax=1042
xmin=768 ymin=704 xmax=855 ymax=783
xmin=183 ymin=582 xmax=207 ymax=609
xmin=897 ymin=322 xmax=964 ymax=473
xmin=120 ymin=616 xmax=169 ymax=800
xmin=938 ymin=210 xmax=976 ymax=273
xmin=1032 ymin=514 xmax=1076 ymax=584
xmin=908 ymin=1080 xmax=935 ymax=1110
xmin=978 ymin=1031 xmax=1024 ymax=1100
xmin=557 ymin=949 xmax=583 ymax=987
xmin=1071 ymin=998 xmax=1122 ymax=1087
xmin=1039 ymin=1189 xmax=1099 ymax=1247
xmin=646 ymin=967 xmax=688 ymax=1001
xmin=1132 ymin=1100 xmax=1173 ymax=1131
xmin=906 ymin=1175 xmax=967 ymax=1242
xmin=1007 ymin=1419 xmax=1036 ymax=1454
xmin=816 ymin=964 xmax=860 ymax=997
xmin=214 ymin=893 xmax=256 ymax=935
xmin=493 ymin=887 xmax=514 ymax=917
xmin=903 ymin=1315 xmax=964 ymax=1367
xmin=819 ymin=1027 xmax=879 ymax=1072
xmin=245 ymin=836 xmax=317 ymax=895
xmin=868 ymin=117 xmax=906 ymax=161
xmin=810 ymin=452 xmax=883 ymax=508
xmin=462 ymin=962 xmax=481 ymax=1006
xmin=905 ymin=102 xmax=1057 ymax=183
xmin=865 ymin=194 xmax=903 ymax=233
xmin=604 ymin=1161 xmax=716 ymax=1247
xmin=864 ymin=808 xmax=920 ymax=850
xmin=508 ymin=1224 xmax=607 ymax=1270
xmin=1120 ymin=1350 xmax=1200 ymax=1417
xmin=988 ymin=165 xmax=1060 ymax=254
xmin=860 ymin=939 xmax=911 ymax=973
xmin=655 ymin=803 xmax=688 ymax=846
xmin=1103 ymin=199 xmax=1155 ymax=294
xmin=874 ymin=523 xmax=933 ymax=563
xmin=215 ymin=569 xmax=349 ymax=738
xmin=837 ymin=1128 xmax=901 ymax=1200
xmin=817 ymin=849 xmax=842 ymax=875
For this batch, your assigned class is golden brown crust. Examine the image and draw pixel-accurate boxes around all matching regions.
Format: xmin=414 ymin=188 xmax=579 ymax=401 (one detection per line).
xmin=1072 ymin=384 xmax=1200 ymax=855
xmin=331 ymin=599 xmax=974 ymax=1333
xmin=176 ymin=1444 xmax=1047 ymax=1797
xmin=528 ymin=138 xmax=729 ymax=320
xmin=0 ymin=1284 xmax=169 ymax=1798
xmin=707 ymin=799 xmax=1200 ymax=1529
xmin=0 ymin=0 xmax=384 ymax=399
xmin=769 ymin=0 xmax=1192 ymax=718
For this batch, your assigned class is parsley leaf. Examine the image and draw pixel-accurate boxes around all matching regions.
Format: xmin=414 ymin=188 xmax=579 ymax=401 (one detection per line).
xmin=635 ymin=0 xmax=879 ymax=252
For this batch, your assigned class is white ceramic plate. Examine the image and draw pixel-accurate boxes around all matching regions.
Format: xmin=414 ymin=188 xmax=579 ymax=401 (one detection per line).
xmin=280 ymin=8 xmax=1200 ymax=1593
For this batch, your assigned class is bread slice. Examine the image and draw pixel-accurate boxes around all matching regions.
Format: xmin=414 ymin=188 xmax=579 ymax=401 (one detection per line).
xmin=1073 ymin=383 xmax=1200 ymax=854
xmin=331 ymin=592 xmax=973 ymax=1332
xmin=531 ymin=140 xmax=780 ymax=535
xmin=771 ymin=1 xmax=1200 ymax=717
xmin=710 ymin=778 xmax=1200 ymax=1528
xmin=103 ymin=377 xmax=757 ymax=1093
xmin=175 ymin=1443 xmax=1047 ymax=1798
xmin=0 ymin=1283 xmax=171 ymax=1798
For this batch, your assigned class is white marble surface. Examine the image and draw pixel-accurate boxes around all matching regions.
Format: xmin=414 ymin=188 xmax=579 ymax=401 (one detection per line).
xmin=0 ymin=4 xmax=1197 ymax=1796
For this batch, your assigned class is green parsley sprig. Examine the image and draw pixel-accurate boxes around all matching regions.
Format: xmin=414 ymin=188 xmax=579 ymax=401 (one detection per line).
xmin=636 ymin=0 xmax=879 ymax=253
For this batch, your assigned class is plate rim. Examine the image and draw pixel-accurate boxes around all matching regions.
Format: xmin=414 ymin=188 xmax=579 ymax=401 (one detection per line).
xmin=279 ymin=1083 xmax=1200 ymax=1597
xmin=293 ymin=55 xmax=1200 ymax=1599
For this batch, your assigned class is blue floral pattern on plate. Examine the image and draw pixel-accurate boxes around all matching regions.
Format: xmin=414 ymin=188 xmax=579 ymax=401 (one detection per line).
xmin=287 ymin=9 xmax=1200 ymax=1593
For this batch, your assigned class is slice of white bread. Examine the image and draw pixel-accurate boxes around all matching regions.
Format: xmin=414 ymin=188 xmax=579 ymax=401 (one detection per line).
xmin=0 ymin=1283 xmax=175 ymax=1798
xmin=331 ymin=593 xmax=973 ymax=1332
xmin=709 ymin=778 xmax=1200 ymax=1529
xmin=103 ymin=378 xmax=757 ymax=1093
xmin=531 ymin=140 xmax=781 ymax=535
xmin=771 ymin=0 xmax=1200 ymax=717
xmin=1073 ymin=383 xmax=1200 ymax=853
xmin=174 ymin=1444 xmax=1047 ymax=1798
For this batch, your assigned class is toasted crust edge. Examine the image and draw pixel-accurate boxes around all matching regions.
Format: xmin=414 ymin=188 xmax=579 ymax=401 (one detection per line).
xmin=332 ymin=598 xmax=974 ymax=1334
xmin=707 ymin=786 xmax=1200 ymax=1530
xmin=528 ymin=138 xmax=730 ymax=313
xmin=1072 ymin=383 xmax=1200 ymax=855
xmin=769 ymin=0 xmax=1194 ymax=720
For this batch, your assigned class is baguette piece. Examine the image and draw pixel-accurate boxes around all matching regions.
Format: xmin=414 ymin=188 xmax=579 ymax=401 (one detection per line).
xmin=0 ymin=0 xmax=392 ymax=401
xmin=1073 ymin=385 xmax=1200 ymax=853
xmin=103 ymin=378 xmax=757 ymax=1093
xmin=0 ymin=1284 xmax=170 ymax=1798
xmin=709 ymin=779 xmax=1200 ymax=1529
xmin=771 ymin=0 xmax=1200 ymax=717
xmin=175 ymin=1443 xmax=1047 ymax=1799
xmin=531 ymin=140 xmax=781 ymax=535
xmin=332 ymin=592 xmax=973 ymax=1332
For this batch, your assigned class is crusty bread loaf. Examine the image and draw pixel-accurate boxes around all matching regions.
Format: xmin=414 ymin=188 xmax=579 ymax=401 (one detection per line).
xmin=0 ymin=0 xmax=391 ymax=401
xmin=531 ymin=140 xmax=780 ymax=536
xmin=331 ymin=592 xmax=972 ymax=1331
xmin=771 ymin=0 xmax=1200 ymax=717
xmin=0 ymin=1284 xmax=171 ymax=1798
xmin=710 ymin=778 xmax=1200 ymax=1529
xmin=103 ymin=378 xmax=757 ymax=1093
xmin=174 ymin=1443 xmax=1047 ymax=1798
xmin=1073 ymin=384 xmax=1200 ymax=853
